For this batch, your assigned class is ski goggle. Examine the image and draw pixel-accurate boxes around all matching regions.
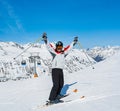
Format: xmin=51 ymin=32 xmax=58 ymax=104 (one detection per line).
xmin=56 ymin=46 xmax=63 ymax=50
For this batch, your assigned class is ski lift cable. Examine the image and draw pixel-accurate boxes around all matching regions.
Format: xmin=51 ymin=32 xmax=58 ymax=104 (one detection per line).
xmin=13 ymin=37 xmax=43 ymax=60
xmin=77 ymin=41 xmax=95 ymax=69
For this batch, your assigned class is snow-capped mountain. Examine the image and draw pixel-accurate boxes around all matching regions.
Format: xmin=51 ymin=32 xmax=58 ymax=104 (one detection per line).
xmin=0 ymin=42 xmax=120 ymax=82
xmin=0 ymin=42 xmax=95 ymax=81
xmin=0 ymin=42 xmax=24 ymax=59
xmin=87 ymin=46 xmax=120 ymax=62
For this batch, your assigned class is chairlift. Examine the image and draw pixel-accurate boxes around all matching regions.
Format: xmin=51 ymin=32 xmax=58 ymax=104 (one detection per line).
xmin=21 ymin=60 xmax=26 ymax=66
xmin=37 ymin=61 xmax=41 ymax=65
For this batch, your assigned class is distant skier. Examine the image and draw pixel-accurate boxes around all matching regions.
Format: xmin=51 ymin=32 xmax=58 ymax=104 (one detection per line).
xmin=42 ymin=33 xmax=78 ymax=105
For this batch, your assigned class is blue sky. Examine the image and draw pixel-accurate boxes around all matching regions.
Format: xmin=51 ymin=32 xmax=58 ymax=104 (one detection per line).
xmin=0 ymin=0 xmax=120 ymax=48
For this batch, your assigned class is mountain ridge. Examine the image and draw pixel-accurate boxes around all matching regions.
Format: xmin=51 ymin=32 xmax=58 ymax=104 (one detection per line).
xmin=0 ymin=41 xmax=120 ymax=82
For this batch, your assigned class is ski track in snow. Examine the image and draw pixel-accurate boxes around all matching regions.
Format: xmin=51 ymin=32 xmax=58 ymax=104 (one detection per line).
xmin=34 ymin=94 xmax=120 ymax=111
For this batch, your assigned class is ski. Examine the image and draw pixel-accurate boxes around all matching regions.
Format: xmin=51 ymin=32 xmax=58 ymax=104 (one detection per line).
xmin=33 ymin=95 xmax=85 ymax=110
xmin=36 ymin=100 xmax=72 ymax=109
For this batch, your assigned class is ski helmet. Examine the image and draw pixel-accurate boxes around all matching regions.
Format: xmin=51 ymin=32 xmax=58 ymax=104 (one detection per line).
xmin=56 ymin=41 xmax=63 ymax=47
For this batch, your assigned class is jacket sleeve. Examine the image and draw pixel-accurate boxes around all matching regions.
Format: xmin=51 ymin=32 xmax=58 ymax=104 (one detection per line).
xmin=46 ymin=41 xmax=57 ymax=55
xmin=64 ymin=42 xmax=74 ymax=56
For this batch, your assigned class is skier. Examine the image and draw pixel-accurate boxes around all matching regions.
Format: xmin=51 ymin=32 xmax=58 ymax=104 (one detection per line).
xmin=42 ymin=33 xmax=78 ymax=105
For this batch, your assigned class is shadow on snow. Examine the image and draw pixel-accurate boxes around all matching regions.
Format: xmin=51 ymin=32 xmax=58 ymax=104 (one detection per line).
xmin=61 ymin=82 xmax=77 ymax=95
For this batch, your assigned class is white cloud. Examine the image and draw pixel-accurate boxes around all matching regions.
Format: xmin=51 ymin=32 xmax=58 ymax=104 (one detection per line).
xmin=7 ymin=24 xmax=16 ymax=33
xmin=0 ymin=0 xmax=25 ymax=33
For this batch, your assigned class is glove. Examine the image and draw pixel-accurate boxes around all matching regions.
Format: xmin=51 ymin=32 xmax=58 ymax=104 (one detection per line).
xmin=73 ymin=36 xmax=78 ymax=46
xmin=42 ymin=32 xmax=47 ymax=44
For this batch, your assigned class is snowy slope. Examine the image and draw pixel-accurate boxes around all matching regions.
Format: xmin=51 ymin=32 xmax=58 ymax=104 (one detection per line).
xmin=0 ymin=42 xmax=24 ymax=60
xmin=0 ymin=50 xmax=120 ymax=111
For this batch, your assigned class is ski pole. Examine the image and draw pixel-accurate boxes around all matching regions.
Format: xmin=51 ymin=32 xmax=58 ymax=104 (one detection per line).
xmin=77 ymin=41 xmax=95 ymax=69
xmin=13 ymin=37 xmax=43 ymax=60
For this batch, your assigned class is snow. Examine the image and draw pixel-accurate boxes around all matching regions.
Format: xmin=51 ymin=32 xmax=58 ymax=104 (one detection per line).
xmin=88 ymin=46 xmax=120 ymax=62
xmin=0 ymin=46 xmax=120 ymax=111
xmin=0 ymin=42 xmax=96 ymax=81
